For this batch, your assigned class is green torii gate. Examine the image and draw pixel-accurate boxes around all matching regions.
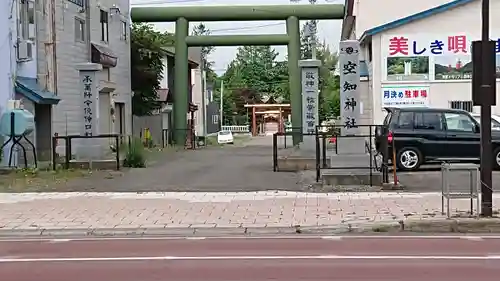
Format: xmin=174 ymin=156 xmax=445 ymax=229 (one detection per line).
xmin=130 ymin=4 xmax=344 ymax=146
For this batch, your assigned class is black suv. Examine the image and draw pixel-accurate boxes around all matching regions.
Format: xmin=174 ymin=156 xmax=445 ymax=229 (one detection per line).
xmin=375 ymin=107 xmax=500 ymax=171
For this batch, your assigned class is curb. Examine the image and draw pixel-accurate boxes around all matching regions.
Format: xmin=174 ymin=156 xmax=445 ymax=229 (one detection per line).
xmin=1 ymin=218 xmax=500 ymax=238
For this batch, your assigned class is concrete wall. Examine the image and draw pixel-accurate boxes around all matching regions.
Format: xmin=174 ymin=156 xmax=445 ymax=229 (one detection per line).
xmin=1 ymin=0 xmax=39 ymax=165
xmin=360 ymin=0 xmax=500 ymax=124
xmin=0 ymin=0 xmax=16 ymax=118
xmin=132 ymin=114 xmax=163 ymax=146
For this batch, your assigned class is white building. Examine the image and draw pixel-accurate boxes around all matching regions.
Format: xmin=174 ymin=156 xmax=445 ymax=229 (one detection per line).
xmin=133 ymin=47 xmax=203 ymax=146
xmin=0 ymin=0 xmax=60 ymax=165
xmin=342 ymin=0 xmax=500 ymax=124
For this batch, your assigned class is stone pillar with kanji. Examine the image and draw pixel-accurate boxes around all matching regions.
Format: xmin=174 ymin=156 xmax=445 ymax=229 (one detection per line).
xmin=337 ymin=40 xmax=364 ymax=154
xmin=299 ymin=59 xmax=321 ymax=151
xmin=75 ymin=63 xmax=103 ymax=160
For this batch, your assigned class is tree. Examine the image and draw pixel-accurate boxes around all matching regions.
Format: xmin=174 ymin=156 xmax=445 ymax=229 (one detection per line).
xmin=316 ymin=43 xmax=340 ymax=120
xmin=191 ymin=23 xmax=215 ymax=71
xmin=300 ymin=22 xmax=318 ymax=60
xmin=218 ymin=46 xmax=290 ymax=125
xmin=130 ymin=23 xmax=173 ymax=116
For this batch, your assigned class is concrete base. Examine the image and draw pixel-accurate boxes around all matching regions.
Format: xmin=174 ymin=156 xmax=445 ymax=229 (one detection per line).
xmin=276 ymin=156 xmax=317 ymax=171
xmin=276 ymin=141 xmax=334 ymax=172
xmin=336 ymin=137 xmax=366 ymax=154
xmin=69 ymin=159 xmax=122 ymax=170
xmin=330 ymin=153 xmax=371 ymax=168
xmin=381 ymin=181 xmax=405 ymax=190
xmin=321 ymin=169 xmax=382 ymax=186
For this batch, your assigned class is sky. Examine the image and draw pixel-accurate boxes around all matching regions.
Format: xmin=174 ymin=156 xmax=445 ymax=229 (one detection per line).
xmin=130 ymin=0 xmax=343 ymax=75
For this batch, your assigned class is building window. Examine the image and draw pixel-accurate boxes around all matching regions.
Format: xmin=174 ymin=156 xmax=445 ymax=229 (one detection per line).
xmin=450 ymin=100 xmax=473 ymax=112
xmin=75 ymin=18 xmax=85 ymax=42
xmin=212 ymin=115 xmax=219 ymax=124
xmin=120 ymin=20 xmax=127 ymax=41
xmin=100 ymin=10 xmax=109 ymax=42
xmin=19 ymin=0 xmax=35 ymax=40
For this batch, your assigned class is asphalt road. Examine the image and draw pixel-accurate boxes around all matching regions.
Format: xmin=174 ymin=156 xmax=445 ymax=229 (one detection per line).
xmin=1 ymin=236 xmax=500 ymax=281
xmin=397 ymin=164 xmax=500 ymax=192
xmin=54 ymin=136 xmax=302 ymax=192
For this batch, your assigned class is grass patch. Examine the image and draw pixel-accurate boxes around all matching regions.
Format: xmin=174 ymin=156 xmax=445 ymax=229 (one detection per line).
xmin=0 ymin=167 xmax=93 ymax=192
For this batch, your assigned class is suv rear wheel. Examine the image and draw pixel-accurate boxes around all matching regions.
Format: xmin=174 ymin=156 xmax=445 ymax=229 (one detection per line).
xmin=396 ymin=147 xmax=423 ymax=171
xmin=493 ymin=147 xmax=500 ymax=170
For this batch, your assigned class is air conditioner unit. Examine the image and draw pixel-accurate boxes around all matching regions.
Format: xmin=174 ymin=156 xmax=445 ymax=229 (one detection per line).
xmin=17 ymin=40 xmax=33 ymax=62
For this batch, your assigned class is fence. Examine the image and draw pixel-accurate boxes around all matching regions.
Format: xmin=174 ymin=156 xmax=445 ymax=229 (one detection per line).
xmin=271 ymin=125 xmax=390 ymax=186
xmin=52 ymin=134 xmax=121 ymax=171
xmin=160 ymin=129 xmax=198 ymax=149
xmin=272 ymin=129 xmax=324 ymax=172
xmin=314 ymin=124 xmax=390 ymax=185
xmin=132 ymin=115 xmax=163 ymax=146
xmin=221 ymin=125 xmax=250 ymax=134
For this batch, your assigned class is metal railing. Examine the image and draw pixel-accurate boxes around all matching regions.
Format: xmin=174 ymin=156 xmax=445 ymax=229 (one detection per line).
xmin=314 ymin=124 xmax=390 ymax=186
xmin=52 ymin=134 xmax=121 ymax=170
xmin=272 ymin=129 xmax=318 ymax=172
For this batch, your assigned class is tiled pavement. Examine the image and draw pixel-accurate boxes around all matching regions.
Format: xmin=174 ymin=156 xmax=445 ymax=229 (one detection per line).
xmin=1 ymin=191 xmax=499 ymax=235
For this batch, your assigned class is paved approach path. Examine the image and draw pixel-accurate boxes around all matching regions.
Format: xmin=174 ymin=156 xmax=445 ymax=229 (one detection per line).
xmin=1 ymin=191 xmax=500 ymax=235
xmin=2 ymin=236 xmax=500 ymax=281
xmin=58 ymin=136 xmax=300 ymax=192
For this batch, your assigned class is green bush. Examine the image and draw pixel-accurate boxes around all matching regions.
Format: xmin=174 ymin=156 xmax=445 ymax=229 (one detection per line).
xmin=205 ymin=136 xmax=218 ymax=146
xmin=123 ymin=137 xmax=146 ymax=168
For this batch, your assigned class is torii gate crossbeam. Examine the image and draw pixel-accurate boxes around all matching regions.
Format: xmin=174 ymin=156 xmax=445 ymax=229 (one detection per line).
xmin=131 ymin=4 xmax=345 ymax=146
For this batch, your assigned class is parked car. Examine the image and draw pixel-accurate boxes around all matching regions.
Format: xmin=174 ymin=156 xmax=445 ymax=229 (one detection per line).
xmin=469 ymin=113 xmax=500 ymax=130
xmin=217 ymin=130 xmax=234 ymax=144
xmin=375 ymin=107 xmax=500 ymax=171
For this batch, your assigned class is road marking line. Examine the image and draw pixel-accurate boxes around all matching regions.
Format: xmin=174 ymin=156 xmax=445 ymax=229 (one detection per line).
xmin=460 ymin=236 xmax=484 ymax=241
xmin=1 ymin=235 xmax=500 ymax=242
xmin=321 ymin=236 xmax=342 ymax=240
xmin=48 ymin=239 xmax=72 ymax=243
xmin=0 ymin=255 xmax=499 ymax=263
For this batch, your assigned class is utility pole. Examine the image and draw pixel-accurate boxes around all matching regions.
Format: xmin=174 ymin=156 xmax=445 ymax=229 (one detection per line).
xmin=472 ymin=0 xmax=495 ymax=216
xmin=479 ymin=0 xmax=493 ymax=216
xmin=201 ymin=58 xmax=207 ymax=137
xmin=220 ymin=80 xmax=224 ymax=128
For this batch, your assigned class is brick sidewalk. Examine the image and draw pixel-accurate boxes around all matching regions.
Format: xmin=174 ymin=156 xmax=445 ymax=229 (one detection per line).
xmin=1 ymin=191 xmax=499 ymax=235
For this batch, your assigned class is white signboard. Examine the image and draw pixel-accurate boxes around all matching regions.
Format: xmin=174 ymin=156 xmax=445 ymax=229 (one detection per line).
xmin=339 ymin=40 xmax=361 ymax=135
xmin=381 ymin=34 xmax=475 ymax=57
xmin=301 ymin=66 xmax=319 ymax=134
xmin=382 ymin=85 xmax=429 ymax=107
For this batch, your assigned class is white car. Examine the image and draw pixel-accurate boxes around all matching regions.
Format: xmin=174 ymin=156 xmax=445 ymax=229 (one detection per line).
xmin=470 ymin=113 xmax=500 ymax=130
xmin=217 ymin=130 xmax=234 ymax=144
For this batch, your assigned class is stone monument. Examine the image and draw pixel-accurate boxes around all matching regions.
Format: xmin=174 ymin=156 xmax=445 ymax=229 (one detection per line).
xmin=75 ymin=63 xmax=103 ymax=160
xmin=298 ymin=59 xmax=321 ymax=151
xmin=325 ymin=39 xmax=375 ymax=184
xmin=337 ymin=40 xmax=365 ymax=154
